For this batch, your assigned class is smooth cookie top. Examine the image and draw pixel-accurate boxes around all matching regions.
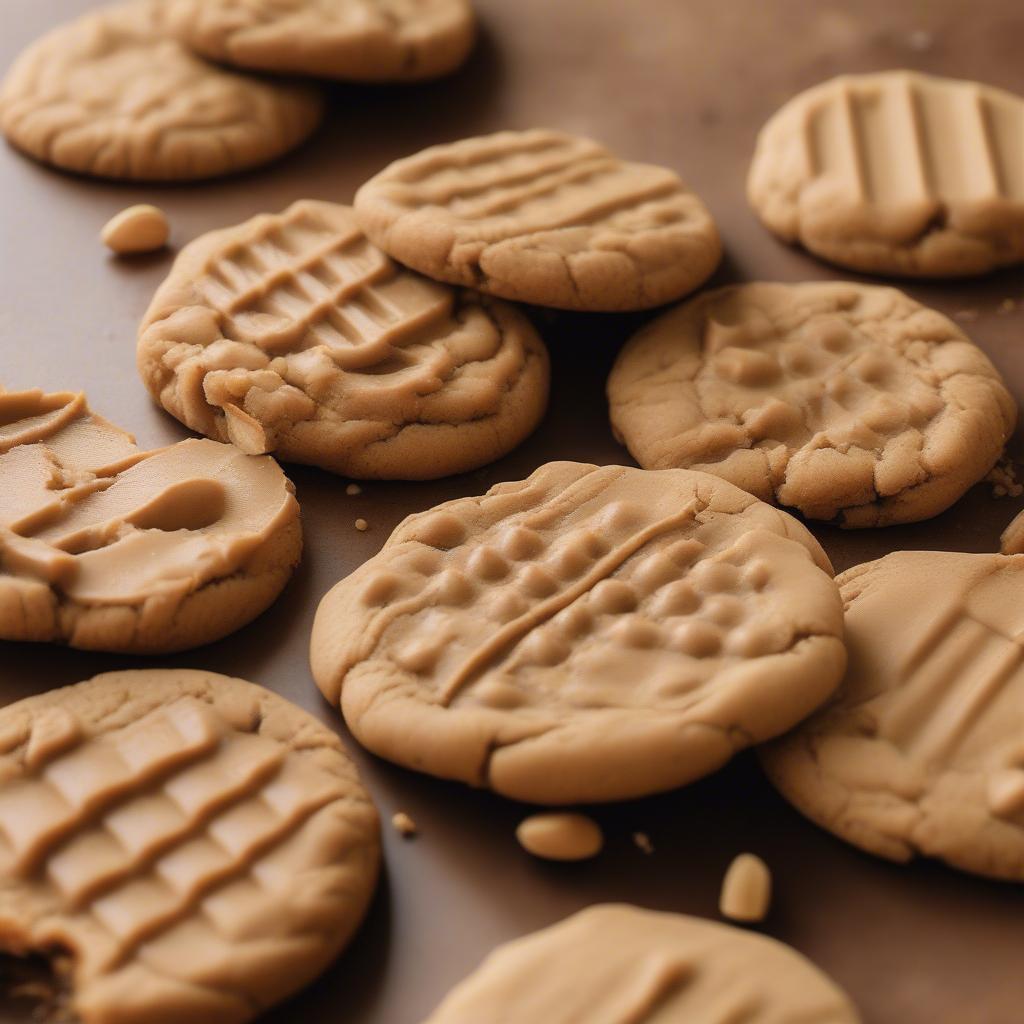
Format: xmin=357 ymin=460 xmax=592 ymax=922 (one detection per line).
xmin=0 ymin=388 xmax=300 ymax=653
xmin=748 ymin=71 xmax=1024 ymax=277
xmin=311 ymin=461 xmax=845 ymax=805
xmin=763 ymin=550 xmax=1024 ymax=882
xmin=138 ymin=200 xmax=550 ymax=480
xmin=0 ymin=669 xmax=380 ymax=1024
xmin=0 ymin=0 xmax=324 ymax=181
xmin=422 ymin=904 xmax=861 ymax=1023
xmin=608 ymin=281 xmax=1015 ymax=527
xmin=168 ymin=0 xmax=476 ymax=82
xmin=354 ymin=129 xmax=722 ymax=311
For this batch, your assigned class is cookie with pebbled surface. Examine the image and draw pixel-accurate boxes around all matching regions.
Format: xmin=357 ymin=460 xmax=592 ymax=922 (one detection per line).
xmin=0 ymin=668 xmax=380 ymax=1024
xmin=422 ymin=904 xmax=861 ymax=1024
xmin=353 ymin=129 xmax=722 ymax=311
xmin=0 ymin=1 xmax=323 ymax=182
xmin=608 ymin=281 xmax=1015 ymax=527
xmin=748 ymin=71 xmax=1024 ymax=277
xmin=763 ymin=550 xmax=1024 ymax=882
xmin=0 ymin=388 xmax=301 ymax=654
xmin=138 ymin=200 xmax=549 ymax=480
xmin=311 ymin=461 xmax=846 ymax=805
xmin=168 ymin=0 xmax=476 ymax=83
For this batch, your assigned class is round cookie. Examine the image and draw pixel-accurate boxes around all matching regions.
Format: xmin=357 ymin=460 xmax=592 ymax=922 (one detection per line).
xmin=311 ymin=461 xmax=846 ymax=805
xmin=168 ymin=0 xmax=476 ymax=83
xmin=0 ymin=388 xmax=302 ymax=654
xmin=748 ymin=71 xmax=1024 ymax=277
xmin=138 ymin=200 xmax=550 ymax=480
xmin=762 ymin=550 xmax=1024 ymax=882
xmin=608 ymin=281 xmax=1015 ymax=528
xmin=0 ymin=1 xmax=324 ymax=182
xmin=0 ymin=669 xmax=380 ymax=1024
xmin=353 ymin=129 xmax=722 ymax=311
xmin=422 ymin=904 xmax=861 ymax=1023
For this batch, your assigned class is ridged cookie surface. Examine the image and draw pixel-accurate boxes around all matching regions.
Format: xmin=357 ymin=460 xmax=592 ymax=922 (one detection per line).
xmin=354 ymin=129 xmax=722 ymax=311
xmin=0 ymin=1 xmax=323 ymax=181
xmin=748 ymin=71 xmax=1024 ymax=276
xmin=311 ymin=461 xmax=845 ymax=804
xmin=168 ymin=0 xmax=476 ymax=82
xmin=423 ymin=904 xmax=861 ymax=1024
xmin=608 ymin=282 xmax=1015 ymax=527
xmin=0 ymin=669 xmax=380 ymax=1024
xmin=0 ymin=388 xmax=301 ymax=653
xmin=763 ymin=551 xmax=1024 ymax=882
xmin=138 ymin=200 xmax=549 ymax=479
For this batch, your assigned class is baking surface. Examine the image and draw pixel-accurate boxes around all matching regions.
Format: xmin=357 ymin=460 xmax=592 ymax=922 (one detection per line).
xmin=1 ymin=1 xmax=1023 ymax=1021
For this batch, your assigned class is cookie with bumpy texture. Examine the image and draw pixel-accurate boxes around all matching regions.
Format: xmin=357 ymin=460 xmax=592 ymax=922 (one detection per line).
xmin=168 ymin=0 xmax=476 ymax=83
xmin=422 ymin=904 xmax=861 ymax=1024
xmin=0 ymin=388 xmax=301 ymax=654
xmin=608 ymin=282 xmax=1015 ymax=528
xmin=748 ymin=71 xmax=1024 ymax=277
xmin=0 ymin=669 xmax=380 ymax=1024
xmin=353 ymin=129 xmax=722 ymax=311
xmin=311 ymin=461 xmax=845 ymax=805
xmin=138 ymin=200 xmax=549 ymax=480
xmin=0 ymin=1 xmax=323 ymax=182
xmin=763 ymin=551 xmax=1024 ymax=882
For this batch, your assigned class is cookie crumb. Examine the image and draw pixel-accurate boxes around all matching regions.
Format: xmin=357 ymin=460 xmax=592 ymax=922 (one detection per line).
xmin=999 ymin=298 xmax=1018 ymax=315
xmin=987 ymin=457 xmax=1021 ymax=498
xmin=355 ymin=518 xmax=369 ymax=532
xmin=516 ymin=813 xmax=603 ymax=861
xmin=632 ymin=831 xmax=654 ymax=854
xmin=906 ymin=28 xmax=933 ymax=51
xmin=720 ymin=853 xmax=772 ymax=923
xmin=101 ymin=204 xmax=170 ymax=255
xmin=346 ymin=483 xmax=363 ymax=496
xmin=392 ymin=811 xmax=417 ymax=838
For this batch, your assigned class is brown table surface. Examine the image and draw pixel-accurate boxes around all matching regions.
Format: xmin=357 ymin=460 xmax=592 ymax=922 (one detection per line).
xmin=3 ymin=1 xmax=1024 ymax=1021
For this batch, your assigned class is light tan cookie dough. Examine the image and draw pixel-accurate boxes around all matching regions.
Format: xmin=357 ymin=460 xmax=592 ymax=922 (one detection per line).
xmin=353 ymin=129 xmax=722 ymax=311
xmin=608 ymin=282 xmax=1015 ymax=527
xmin=0 ymin=669 xmax=380 ymax=1024
xmin=138 ymin=200 xmax=549 ymax=480
xmin=0 ymin=388 xmax=301 ymax=654
xmin=168 ymin=0 xmax=476 ymax=83
xmin=748 ymin=71 xmax=1024 ymax=277
xmin=311 ymin=461 xmax=845 ymax=805
xmin=763 ymin=550 xmax=1024 ymax=882
xmin=0 ymin=1 xmax=323 ymax=182
xmin=421 ymin=904 xmax=861 ymax=1024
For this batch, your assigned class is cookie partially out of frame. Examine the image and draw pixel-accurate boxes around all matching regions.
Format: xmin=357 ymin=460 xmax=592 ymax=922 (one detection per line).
xmin=138 ymin=200 xmax=550 ymax=480
xmin=608 ymin=281 xmax=1015 ymax=527
xmin=763 ymin=550 xmax=1024 ymax=882
xmin=422 ymin=904 xmax=861 ymax=1024
xmin=168 ymin=0 xmax=476 ymax=82
xmin=748 ymin=71 xmax=1024 ymax=277
xmin=311 ymin=461 xmax=845 ymax=805
xmin=354 ymin=129 xmax=722 ymax=311
xmin=0 ymin=1 xmax=323 ymax=182
xmin=0 ymin=388 xmax=301 ymax=654
xmin=0 ymin=669 xmax=380 ymax=1024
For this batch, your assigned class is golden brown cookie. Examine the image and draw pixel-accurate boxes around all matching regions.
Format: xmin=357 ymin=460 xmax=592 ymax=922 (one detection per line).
xmin=353 ymin=129 xmax=722 ymax=311
xmin=748 ymin=71 xmax=1024 ymax=277
xmin=608 ymin=282 xmax=1015 ymax=527
xmin=422 ymin=904 xmax=861 ymax=1024
xmin=0 ymin=388 xmax=301 ymax=654
xmin=168 ymin=0 xmax=476 ymax=82
xmin=311 ymin=461 xmax=845 ymax=805
xmin=0 ymin=668 xmax=380 ymax=1024
xmin=137 ymin=200 xmax=550 ymax=480
xmin=0 ymin=1 xmax=324 ymax=182
xmin=763 ymin=550 xmax=1024 ymax=882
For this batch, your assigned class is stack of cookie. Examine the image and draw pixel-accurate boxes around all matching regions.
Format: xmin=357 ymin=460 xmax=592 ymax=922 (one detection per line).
xmin=3 ymin=0 xmax=1024 ymax=1015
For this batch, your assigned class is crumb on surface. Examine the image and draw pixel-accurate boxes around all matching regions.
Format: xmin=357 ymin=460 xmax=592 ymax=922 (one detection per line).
xmin=633 ymin=831 xmax=654 ymax=854
xmin=999 ymin=298 xmax=1018 ymax=314
xmin=346 ymin=483 xmax=363 ymax=496
xmin=355 ymin=518 xmax=369 ymax=532
xmin=392 ymin=811 xmax=417 ymax=838
xmin=987 ymin=458 xmax=1023 ymax=498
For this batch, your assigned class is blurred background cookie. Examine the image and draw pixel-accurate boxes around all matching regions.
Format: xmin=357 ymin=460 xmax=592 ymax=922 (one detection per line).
xmin=138 ymin=200 xmax=550 ymax=479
